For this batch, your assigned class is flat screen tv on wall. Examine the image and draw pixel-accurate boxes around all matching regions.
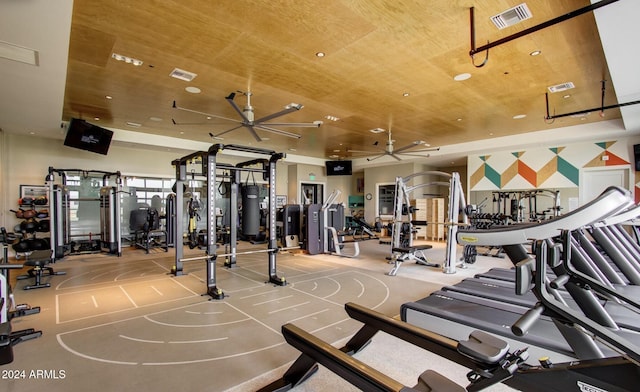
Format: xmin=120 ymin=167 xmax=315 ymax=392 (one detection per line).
xmin=325 ymin=160 xmax=352 ymax=176
xmin=64 ymin=118 xmax=114 ymax=155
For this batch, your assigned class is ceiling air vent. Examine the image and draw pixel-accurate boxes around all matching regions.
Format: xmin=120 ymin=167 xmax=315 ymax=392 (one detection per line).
xmin=548 ymin=82 xmax=575 ymax=93
xmin=169 ymin=68 xmax=197 ymax=82
xmin=491 ymin=3 xmax=532 ymax=29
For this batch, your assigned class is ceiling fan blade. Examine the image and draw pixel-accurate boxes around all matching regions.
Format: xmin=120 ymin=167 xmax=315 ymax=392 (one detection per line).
xmin=261 ymin=121 xmax=322 ymax=128
xmin=397 ymin=153 xmax=433 ymax=158
xmin=390 ymin=153 xmax=403 ymax=161
xmin=411 ymin=147 xmax=440 ymax=153
xmin=246 ymin=125 xmax=262 ymax=142
xmin=172 ymin=118 xmax=234 ymax=126
xmin=347 ymin=149 xmax=376 ymax=154
xmin=366 ymin=154 xmax=387 ymax=162
xmin=253 ymin=107 xmax=299 ymax=123
xmin=255 ymin=125 xmax=301 ymax=139
xmin=225 ymin=93 xmax=252 ymax=123
xmin=173 ymin=101 xmax=241 ymax=124
xmin=211 ymin=124 xmax=245 ymax=138
xmin=393 ymin=141 xmax=425 ymax=154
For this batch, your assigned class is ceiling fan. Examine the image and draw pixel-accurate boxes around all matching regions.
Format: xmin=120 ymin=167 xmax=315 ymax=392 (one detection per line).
xmin=173 ymin=90 xmax=323 ymax=142
xmin=348 ymin=128 xmax=440 ymax=161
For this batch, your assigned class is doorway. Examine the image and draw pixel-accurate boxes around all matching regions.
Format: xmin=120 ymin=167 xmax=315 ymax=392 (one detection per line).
xmin=580 ymin=167 xmax=630 ymax=205
xmin=301 ymin=183 xmax=324 ymax=204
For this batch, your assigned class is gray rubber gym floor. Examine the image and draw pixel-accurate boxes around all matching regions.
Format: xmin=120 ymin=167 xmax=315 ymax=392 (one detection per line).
xmin=5 ymin=240 xmax=514 ymax=391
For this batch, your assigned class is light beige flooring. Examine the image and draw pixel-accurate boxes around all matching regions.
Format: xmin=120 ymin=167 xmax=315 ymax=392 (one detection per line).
xmin=3 ymin=238 xmax=514 ymax=391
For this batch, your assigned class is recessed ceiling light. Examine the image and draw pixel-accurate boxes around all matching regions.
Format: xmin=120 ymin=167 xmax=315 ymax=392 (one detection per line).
xmin=289 ymin=148 xmax=297 ymax=152
xmin=457 ymin=118 xmax=463 ymax=122
xmin=126 ymin=121 xmax=142 ymax=127
xmin=563 ymin=94 xmax=571 ymax=99
xmin=333 ymin=149 xmax=340 ymax=153
xmin=403 ymin=92 xmax=410 ymax=97
xmin=454 ymin=73 xmax=471 ymax=81
xmin=105 ymin=95 xmax=112 ymax=100
xmin=369 ymin=128 xmax=386 ymax=134
xmin=315 ymin=52 xmax=325 ymax=57
xmin=185 ymin=86 xmax=201 ymax=94
xmin=489 ymin=132 xmax=494 ymax=136
xmin=94 ymin=117 xmax=100 ymax=121
xmin=29 ymin=131 xmax=35 ymax=135
xmin=329 ymin=155 xmax=339 ymax=159
xmin=513 ymin=114 xmax=527 ymax=119
xmin=149 ymin=116 xmax=163 ymax=122
xmin=325 ymin=115 xmax=340 ymax=121
xmin=179 ymin=131 xmax=184 ymax=135
xmin=530 ymin=50 xmax=542 ymax=56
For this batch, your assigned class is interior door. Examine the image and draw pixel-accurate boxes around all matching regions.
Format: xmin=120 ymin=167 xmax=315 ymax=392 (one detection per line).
xmin=580 ymin=167 xmax=629 ymax=205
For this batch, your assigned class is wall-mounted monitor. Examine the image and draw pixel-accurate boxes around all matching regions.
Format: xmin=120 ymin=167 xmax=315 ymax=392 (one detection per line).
xmin=325 ymin=160 xmax=352 ymax=176
xmin=64 ymin=118 xmax=113 ymax=155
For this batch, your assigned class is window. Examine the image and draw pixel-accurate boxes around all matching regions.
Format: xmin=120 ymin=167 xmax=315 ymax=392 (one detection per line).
xmin=377 ymin=183 xmax=395 ymax=218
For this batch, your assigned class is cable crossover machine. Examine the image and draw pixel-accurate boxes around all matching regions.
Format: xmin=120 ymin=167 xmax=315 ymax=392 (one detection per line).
xmin=389 ymin=171 xmax=467 ymax=276
xmin=170 ymin=144 xmax=295 ymax=299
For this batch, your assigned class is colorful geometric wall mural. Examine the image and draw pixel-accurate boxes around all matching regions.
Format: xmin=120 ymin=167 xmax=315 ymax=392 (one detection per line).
xmin=469 ymin=140 xmax=630 ymax=191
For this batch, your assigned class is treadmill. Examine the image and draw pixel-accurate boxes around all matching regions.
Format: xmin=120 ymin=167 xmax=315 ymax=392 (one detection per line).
xmin=402 ymin=186 xmax=635 ymax=363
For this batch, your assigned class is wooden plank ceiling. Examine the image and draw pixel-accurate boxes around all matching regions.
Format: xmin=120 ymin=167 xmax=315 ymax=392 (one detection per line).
xmin=63 ymin=0 xmax=618 ymax=161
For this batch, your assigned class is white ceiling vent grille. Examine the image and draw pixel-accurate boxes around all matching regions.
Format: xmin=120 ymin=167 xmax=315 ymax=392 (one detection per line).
xmin=548 ymin=82 xmax=575 ymax=93
xmin=491 ymin=3 xmax=532 ymax=29
xmin=169 ymin=68 xmax=197 ymax=82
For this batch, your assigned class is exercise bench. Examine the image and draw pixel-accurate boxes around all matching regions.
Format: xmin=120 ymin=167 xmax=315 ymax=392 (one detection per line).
xmin=16 ymin=249 xmax=66 ymax=290
xmin=388 ymin=244 xmax=440 ymax=276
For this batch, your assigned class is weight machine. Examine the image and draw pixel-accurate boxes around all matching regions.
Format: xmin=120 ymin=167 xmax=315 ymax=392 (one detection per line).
xmin=321 ymin=190 xmax=359 ymax=258
xmin=171 ymin=144 xmax=288 ymax=299
xmin=388 ymin=171 xmax=466 ymax=275
xmin=46 ymin=167 xmax=122 ymax=259
xmin=492 ymin=189 xmax=561 ymax=223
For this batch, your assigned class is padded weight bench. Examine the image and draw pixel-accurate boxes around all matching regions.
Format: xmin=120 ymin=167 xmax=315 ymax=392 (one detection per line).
xmin=16 ymin=249 xmax=65 ymax=290
xmin=388 ymin=244 xmax=440 ymax=276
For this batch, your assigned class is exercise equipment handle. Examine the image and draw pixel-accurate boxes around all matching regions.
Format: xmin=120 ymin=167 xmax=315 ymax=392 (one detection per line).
xmin=550 ymin=274 xmax=569 ymax=289
xmin=512 ymin=303 xmax=545 ymax=337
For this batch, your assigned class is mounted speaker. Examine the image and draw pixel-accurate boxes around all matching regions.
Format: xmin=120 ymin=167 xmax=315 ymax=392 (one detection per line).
xmin=634 ymin=144 xmax=640 ymax=171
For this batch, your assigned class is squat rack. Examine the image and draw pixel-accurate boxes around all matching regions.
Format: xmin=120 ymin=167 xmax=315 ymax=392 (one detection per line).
xmin=171 ymin=144 xmax=286 ymax=299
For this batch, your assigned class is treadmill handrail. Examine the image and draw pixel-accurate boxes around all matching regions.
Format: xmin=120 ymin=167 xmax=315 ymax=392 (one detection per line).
xmin=594 ymin=203 xmax=640 ymax=227
xmin=534 ymin=240 xmax=640 ymax=363
xmin=457 ymin=186 xmax=631 ymax=246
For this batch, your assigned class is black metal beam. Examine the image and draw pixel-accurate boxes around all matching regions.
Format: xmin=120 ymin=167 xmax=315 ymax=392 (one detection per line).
xmin=470 ymin=0 xmax=620 ymax=58
xmin=545 ymin=97 xmax=640 ymax=120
